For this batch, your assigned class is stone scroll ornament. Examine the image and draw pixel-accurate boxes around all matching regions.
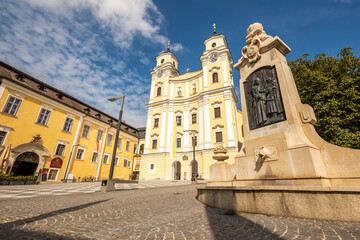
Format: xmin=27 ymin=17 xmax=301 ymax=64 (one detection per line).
xmin=244 ymin=66 xmax=286 ymax=130
xmin=241 ymin=23 xmax=272 ymax=64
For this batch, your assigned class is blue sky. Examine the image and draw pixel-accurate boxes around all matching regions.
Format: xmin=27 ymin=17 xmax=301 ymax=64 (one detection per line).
xmin=0 ymin=0 xmax=359 ymax=128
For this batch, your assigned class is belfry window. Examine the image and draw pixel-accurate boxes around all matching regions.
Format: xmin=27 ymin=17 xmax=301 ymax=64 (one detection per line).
xmin=156 ymin=86 xmax=161 ymax=96
xmin=176 ymin=116 xmax=182 ymax=126
xmin=212 ymin=72 xmax=219 ymax=83
xmin=214 ymin=107 xmax=221 ymax=118
xmin=215 ymin=131 xmax=223 ymax=143
xmin=192 ymin=113 xmax=197 ymax=124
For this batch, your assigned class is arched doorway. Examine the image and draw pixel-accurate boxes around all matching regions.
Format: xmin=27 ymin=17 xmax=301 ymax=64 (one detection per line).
xmin=190 ymin=160 xmax=198 ymax=179
xmin=11 ymin=152 xmax=39 ymax=176
xmin=173 ymin=161 xmax=181 ymax=180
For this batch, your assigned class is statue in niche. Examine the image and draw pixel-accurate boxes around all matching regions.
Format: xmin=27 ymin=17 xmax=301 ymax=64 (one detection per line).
xmin=192 ymin=85 xmax=197 ymax=94
xmin=177 ymin=88 xmax=182 ymax=97
xmin=244 ymin=66 xmax=286 ymax=130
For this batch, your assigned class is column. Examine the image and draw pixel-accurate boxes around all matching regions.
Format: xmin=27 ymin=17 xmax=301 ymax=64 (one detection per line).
xmin=198 ymin=101 xmax=204 ymax=150
xmin=149 ymin=76 xmax=155 ymax=103
xmin=183 ymin=104 xmax=190 ymax=152
xmin=144 ymin=109 xmax=153 ymax=154
xmin=222 ymin=54 xmax=229 ymax=87
xmin=224 ymin=94 xmax=235 ymax=147
xmin=164 ymin=71 xmax=169 ymax=99
xmin=203 ymin=61 xmax=208 ymax=91
xmin=203 ymin=96 xmax=212 ymax=149
xmin=159 ymin=104 xmax=168 ymax=152
xmin=199 ymin=76 xmax=203 ymax=92
xmin=170 ymin=83 xmax=174 ymax=99
xmin=185 ymin=82 xmax=189 ymax=98
xmin=166 ymin=105 xmax=174 ymax=152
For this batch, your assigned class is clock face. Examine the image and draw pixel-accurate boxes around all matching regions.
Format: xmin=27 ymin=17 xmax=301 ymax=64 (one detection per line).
xmin=209 ymin=53 xmax=218 ymax=63
xmin=157 ymin=70 xmax=163 ymax=78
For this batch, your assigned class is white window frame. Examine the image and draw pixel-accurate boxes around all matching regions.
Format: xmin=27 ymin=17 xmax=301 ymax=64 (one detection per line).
xmin=153 ymin=117 xmax=159 ymax=128
xmin=214 ymin=126 xmax=224 ymax=143
xmin=91 ymin=150 xmax=98 ymax=163
xmin=0 ymin=124 xmax=12 ymax=146
xmin=176 ymin=137 xmax=182 ymax=148
xmin=211 ymin=69 xmax=219 ymax=83
xmin=148 ymin=163 xmax=156 ymax=173
xmin=133 ymin=143 xmax=137 ymax=153
xmin=117 ymin=137 xmax=122 ymax=149
xmin=54 ymin=140 xmax=68 ymax=156
xmin=2 ymin=94 xmax=23 ymax=116
xmin=125 ymin=140 xmax=130 ymax=151
xmin=82 ymin=124 xmax=91 ymax=138
xmin=36 ymin=107 xmax=52 ymax=126
xmin=62 ymin=116 xmax=74 ymax=132
xmin=176 ymin=114 xmax=182 ymax=126
xmin=103 ymin=153 xmax=110 ymax=165
xmin=127 ymin=160 xmax=131 ymax=168
xmin=151 ymin=134 xmax=158 ymax=149
xmin=107 ymin=133 xmax=113 ymax=146
xmin=123 ymin=158 xmax=128 ymax=168
xmin=213 ymin=102 xmax=222 ymax=119
xmin=115 ymin=155 xmax=120 ymax=167
xmin=75 ymin=146 xmax=86 ymax=160
xmin=96 ymin=128 xmax=104 ymax=141
xmin=47 ymin=168 xmax=60 ymax=182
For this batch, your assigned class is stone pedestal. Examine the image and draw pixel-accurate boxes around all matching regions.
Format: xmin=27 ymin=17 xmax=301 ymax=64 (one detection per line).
xmin=199 ymin=23 xmax=360 ymax=221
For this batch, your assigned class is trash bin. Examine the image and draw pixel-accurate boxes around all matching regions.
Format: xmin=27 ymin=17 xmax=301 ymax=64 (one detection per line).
xmin=101 ymin=180 xmax=107 ymax=186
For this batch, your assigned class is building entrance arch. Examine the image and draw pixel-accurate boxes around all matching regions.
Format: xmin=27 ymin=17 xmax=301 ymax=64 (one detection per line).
xmin=173 ymin=161 xmax=181 ymax=180
xmin=11 ymin=152 xmax=39 ymax=176
xmin=6 ymin=143 xmax=50 ymax=176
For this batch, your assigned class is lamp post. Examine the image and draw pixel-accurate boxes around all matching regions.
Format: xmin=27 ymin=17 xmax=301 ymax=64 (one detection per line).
xmin=108 ymin=95 xmax=125 ymax=181
xmin=184 ymin=130 xmax=197 ymax=182
xmin=62 ymin=144 xmax=80 ymax=182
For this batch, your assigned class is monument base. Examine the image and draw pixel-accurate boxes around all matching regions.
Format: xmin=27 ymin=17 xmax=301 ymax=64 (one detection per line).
xmin=197 ymin=185 xmax=360 ymax=222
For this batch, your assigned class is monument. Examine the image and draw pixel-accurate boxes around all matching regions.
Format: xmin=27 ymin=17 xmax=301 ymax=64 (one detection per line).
xmin=197 ymin=23 xmax=360 ymax=221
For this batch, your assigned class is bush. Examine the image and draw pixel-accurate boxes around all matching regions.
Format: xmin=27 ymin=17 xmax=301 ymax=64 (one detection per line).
xmin=0 ymin=173 xmax=37 ymax=182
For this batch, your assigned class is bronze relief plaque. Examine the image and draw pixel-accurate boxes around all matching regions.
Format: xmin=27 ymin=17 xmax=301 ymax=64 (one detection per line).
xmin=243 ymin=66 xmax=286 ymax=130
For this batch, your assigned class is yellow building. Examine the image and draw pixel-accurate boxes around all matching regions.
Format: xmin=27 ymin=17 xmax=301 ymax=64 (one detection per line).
xmin=140 ymin=29 xmax=243 ymax=180
xmin=0 ymin=61 xmax=140 ymax=182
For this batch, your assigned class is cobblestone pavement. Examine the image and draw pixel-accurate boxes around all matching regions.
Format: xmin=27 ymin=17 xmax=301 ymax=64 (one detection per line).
xmin=0 ymin=184 xmax=359 ymax=240
xmin=0 ymin=181 xmax=190 ymax=199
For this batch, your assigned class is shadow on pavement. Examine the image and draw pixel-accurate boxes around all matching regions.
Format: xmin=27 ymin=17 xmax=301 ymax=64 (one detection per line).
xmin=205 ymin=205 xmax=283 ymax=240
xmin=0 ymin=228 xmax=89 ymax=240
xmin=0 ymin=199 xmax=111 ymax=229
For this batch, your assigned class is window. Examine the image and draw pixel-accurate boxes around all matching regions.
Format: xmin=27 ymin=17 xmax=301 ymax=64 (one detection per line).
xmin=127 ymin=160 xmax=131 ymax=168
xmin=126 ymin=140 xmax=130 ymax=151
xmin=103 ymin=154 xmax=110 ymax=164
xmin=156 ymin=86 xmax=161 ymax=96
xmin=177 ymin=138 xmax=181 ymax=148
xmin=115 ymin=156 xmax=120 ymax=166
xmin=192 ymin=136 xmax=197 ymax=146
xmin=152 ymin=139 xmax=157 ymax=149
xmin=148 ymin=163 xmax=156 ymax=173
xmin=192 ymin=113 xmax=197 ymax=124
xmin=75 ymin=147 xmax=85 ymax=160
xmin=2 ymin=96 xmax=22 ymax=116
xmin=212 ymin=72 xmax=219 ymax=83
xmin=154 ymin=118 xmax=159 ymax=128
xmin=55 ymin=143 xmax=66 ymax=156
xmin=62 ymin=117 xmax=74 ymax=132
xmin=123 ymin=158 xmax=128 ymax=167
xmin=91 ymin=151 xmax=97 ymax=162
xmin=0 ymin=131 xmax=7 ymax=146
xmin=82 ymin=125 xmax=90 ymax=138
xmin=215 ymin=131 xmax=223 ymax=143
xmin=133 ymin=143 xmax=137 ymax=153
xmin=47 ymin=169 xmax=59 ymax=181
xmin=214 ymin=107 xmax=221 ymax=118
xmin=117 ymin=137 xmax=122 ymax=149
xmin=107 ymin=133 xmax=113 ymax=146
xmin=176 ymin=116 xmax=182 ymax=126
xmin=36 ymin=108 xmax=51 ymax=125
xmin=96 ymin=129 xmax=103 ymax=141
xmin=139 ymin=144 xmax=144 ymax=154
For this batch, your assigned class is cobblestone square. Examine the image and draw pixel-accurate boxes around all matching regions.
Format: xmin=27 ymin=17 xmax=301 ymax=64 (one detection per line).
xmin=0 ymin=184 xmax=359 ymax=239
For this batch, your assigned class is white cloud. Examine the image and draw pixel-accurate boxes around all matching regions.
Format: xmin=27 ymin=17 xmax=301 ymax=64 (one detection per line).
xmin=333 ymin=0 xmax=355 ymax=3
xmin=171 ymin=43 xmax=185 ymax=52
xmin=0 ymin=0 xmax=165 ymax=127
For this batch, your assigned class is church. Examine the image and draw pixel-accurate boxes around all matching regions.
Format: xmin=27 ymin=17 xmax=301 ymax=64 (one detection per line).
xmin=140 ymin=26 xmax=244 ymax=180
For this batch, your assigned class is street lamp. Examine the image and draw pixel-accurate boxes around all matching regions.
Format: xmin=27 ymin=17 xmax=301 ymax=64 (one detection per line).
xmin=108 ymin=95 xmax=125 ymax=181
xmin=184 ymin=129 xmax=197 ymax=182
xmin=62 ymin=144 xmax=80 ymax=182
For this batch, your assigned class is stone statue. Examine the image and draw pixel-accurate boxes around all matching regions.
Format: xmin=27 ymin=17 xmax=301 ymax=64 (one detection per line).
xmin=177 ymin=88 xmax=182 ymax=96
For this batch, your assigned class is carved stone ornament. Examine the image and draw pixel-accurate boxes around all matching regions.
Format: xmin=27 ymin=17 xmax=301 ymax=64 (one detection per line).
xmin=254 ymin=145 xmax=277 ymax=162
xmin=182 ymin=155 xmax=188 ymax=161
xmin=241 ymin=23 xmax=271 ymax=64
xmin=212 ymin=145 xmax=229 ymax=162
xmin=30 ymin=134 xmax=42 ymax=144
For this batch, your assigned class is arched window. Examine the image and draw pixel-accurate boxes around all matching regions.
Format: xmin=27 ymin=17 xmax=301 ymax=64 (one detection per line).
xmin=156 ymin=86 xmax=161 ymax=96
xmin=212 ymin=72 xmax=219 ymax=83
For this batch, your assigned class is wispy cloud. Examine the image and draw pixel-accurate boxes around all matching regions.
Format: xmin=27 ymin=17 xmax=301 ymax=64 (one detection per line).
xmin=333 ymin=0 xmax=356 ymax=4
xmin=0 ymin=0 xmax=175 ymax=127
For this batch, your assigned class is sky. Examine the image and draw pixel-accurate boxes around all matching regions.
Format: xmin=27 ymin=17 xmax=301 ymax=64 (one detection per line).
xmin=0 ymin=0 xmax=359 ymax=128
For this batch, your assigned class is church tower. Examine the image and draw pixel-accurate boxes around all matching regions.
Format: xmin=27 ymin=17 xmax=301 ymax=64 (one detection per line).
xmin=141 ymin=26 xmax=243 ymax=181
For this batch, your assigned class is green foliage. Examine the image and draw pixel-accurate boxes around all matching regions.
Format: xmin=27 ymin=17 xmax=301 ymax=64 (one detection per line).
xmin=0 ymin=173 xmax=37 ymax=182
xmin=289 ymin=48 xmax=360 ymax=149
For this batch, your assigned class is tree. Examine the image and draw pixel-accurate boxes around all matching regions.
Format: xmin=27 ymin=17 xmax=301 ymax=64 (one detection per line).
xmin=288 ymin=48 xmax=360 ymax=149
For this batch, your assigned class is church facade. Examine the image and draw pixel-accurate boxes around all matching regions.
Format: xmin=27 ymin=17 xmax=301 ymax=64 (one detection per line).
xmin=140 ymin=29 xmax=244 ymax=180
